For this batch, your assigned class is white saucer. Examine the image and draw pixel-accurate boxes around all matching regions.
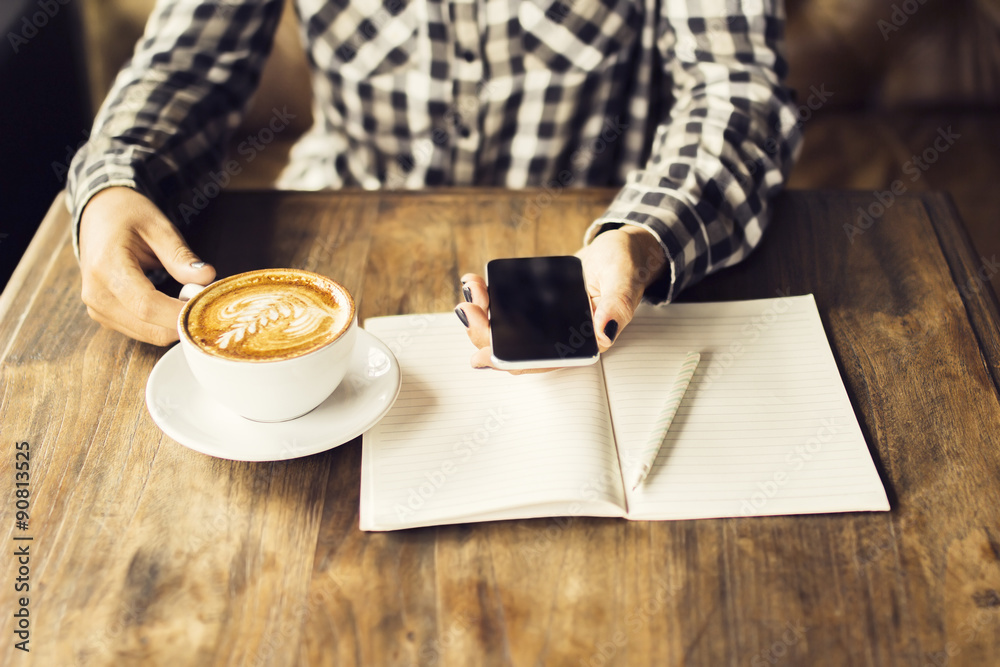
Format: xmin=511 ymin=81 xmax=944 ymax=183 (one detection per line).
xmin=145 ymin=329 xmax=401 ymax=461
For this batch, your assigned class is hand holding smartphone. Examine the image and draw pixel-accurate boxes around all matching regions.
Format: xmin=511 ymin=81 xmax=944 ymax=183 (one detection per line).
xmin=486 ymin=256 xmax=600 ymax=370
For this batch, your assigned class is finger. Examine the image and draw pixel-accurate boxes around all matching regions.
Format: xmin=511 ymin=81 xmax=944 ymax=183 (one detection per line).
xmin=87 ymin=303 xmax=179 ymax=347
xmin=470 ymin=346 xmax=496 ymax=369
xmin=461 ymin=275 xmax=489 ymax=310
xmin=468 ymin=346 xmax=550 ymax=375
xmin=82 ymin=259 xmax=180 ymax=345
xmin=591 ymin=271 xmax=643 ymax=351
xmin=456 ymin=302 xmax=491 ymax=349
xmin=106 ymin=259 xmax=187 ymax=332
xmin=141 ymin=217 xmax=216 ymax=286
xmin=87 ymin=307 xmax=147 ymax=346
xmin=460 ymin=274 xmax=488 ymax=307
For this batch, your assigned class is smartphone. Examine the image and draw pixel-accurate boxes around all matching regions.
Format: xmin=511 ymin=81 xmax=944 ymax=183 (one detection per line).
xmin=486 ymin=256 xmax=600 ymax=370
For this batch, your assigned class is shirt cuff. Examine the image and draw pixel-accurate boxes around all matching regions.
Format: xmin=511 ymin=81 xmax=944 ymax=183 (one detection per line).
xmin=67 ymin=164 xmax=156 ymax=261
xmin=583 ymin=182 xmax=707 ymax=304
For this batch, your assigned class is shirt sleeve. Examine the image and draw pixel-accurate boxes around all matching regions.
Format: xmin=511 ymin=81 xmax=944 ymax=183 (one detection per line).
xmin=584 ymin=0 xmax=804 ymax=303
xmin=66 ymin=0 xmax=284 ymax=258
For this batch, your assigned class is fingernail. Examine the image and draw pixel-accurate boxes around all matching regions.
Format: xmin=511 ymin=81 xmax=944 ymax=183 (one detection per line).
xmin=474 ymin=365 xmax=490 ymax=370
xmin=463 ymin=285 xmax=473 ymax=303
xmin=604 ymin=319 xmax=619 ymax=342
xmin=190 ymin=261 xmax=206 ymax=269
xmin=455 ymin=306 xmax=469 ymax=328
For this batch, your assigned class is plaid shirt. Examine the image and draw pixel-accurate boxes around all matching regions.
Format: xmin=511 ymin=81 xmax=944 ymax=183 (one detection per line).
xmin=67 ymin=0 xmax=802 ymax=302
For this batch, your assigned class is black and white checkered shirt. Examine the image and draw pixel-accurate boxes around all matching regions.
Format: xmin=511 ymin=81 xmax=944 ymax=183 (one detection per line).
xmin=68 ymin=0 xmax=802 ymax=302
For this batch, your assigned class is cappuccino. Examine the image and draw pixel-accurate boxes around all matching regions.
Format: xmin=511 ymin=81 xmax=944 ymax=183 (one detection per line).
xmin=181 ymin=269 xmax=354 ymax=362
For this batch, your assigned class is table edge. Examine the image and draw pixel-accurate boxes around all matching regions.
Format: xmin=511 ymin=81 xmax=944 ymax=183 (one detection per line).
xmin=921 ymin=191 xmax=1000 ymax=398
xmin=0 ymin=191 xmax=71 ymax=363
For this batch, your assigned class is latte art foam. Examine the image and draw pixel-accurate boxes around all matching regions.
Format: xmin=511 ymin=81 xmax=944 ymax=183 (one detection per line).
xmin=182 ymin=270 xmax=353 ymax=362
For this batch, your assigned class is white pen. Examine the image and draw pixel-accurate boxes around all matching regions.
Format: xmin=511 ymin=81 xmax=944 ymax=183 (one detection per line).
xmin=630 ymin=351 xmax=701 ymax=491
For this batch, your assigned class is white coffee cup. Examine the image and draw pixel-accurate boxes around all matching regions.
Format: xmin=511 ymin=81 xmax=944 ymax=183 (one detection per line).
xmin=177 ymin=269 xmax=358 ymax=422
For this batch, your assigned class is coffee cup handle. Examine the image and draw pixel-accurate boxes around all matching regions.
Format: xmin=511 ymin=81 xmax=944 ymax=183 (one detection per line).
xmin=179 ymin=283 xmax=210 ymax=303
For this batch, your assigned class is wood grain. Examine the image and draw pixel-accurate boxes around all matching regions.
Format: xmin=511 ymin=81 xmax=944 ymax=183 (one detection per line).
xmin=2 ymin=189 xmax=999 ymax=666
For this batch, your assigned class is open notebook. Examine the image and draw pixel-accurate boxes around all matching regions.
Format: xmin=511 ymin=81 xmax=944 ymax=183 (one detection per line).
xmin=360 ymin=295 xmax=889 ymax=531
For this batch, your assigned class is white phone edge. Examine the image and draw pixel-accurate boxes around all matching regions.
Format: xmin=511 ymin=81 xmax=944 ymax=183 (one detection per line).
xmin=489 ymin=350 xmax=600 ymax=371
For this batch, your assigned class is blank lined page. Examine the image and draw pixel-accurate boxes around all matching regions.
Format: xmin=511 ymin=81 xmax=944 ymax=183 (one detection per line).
xmin=601 ymin=296 xmax=889 ymax=520
xmin=360 ymin=314 xmax=627 ymax=531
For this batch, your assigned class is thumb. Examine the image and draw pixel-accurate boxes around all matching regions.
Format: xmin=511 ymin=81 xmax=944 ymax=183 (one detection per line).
xmin=142 ymin=216 xmax=216 ymax=286
xmin=592 ymin=271 xmax=643 ymax=350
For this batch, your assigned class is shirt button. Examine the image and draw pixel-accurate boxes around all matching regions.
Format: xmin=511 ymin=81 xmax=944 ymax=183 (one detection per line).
xmin=462 ymin=50 xmax=476 ymax=63
xmin=459 ymin=126 xmax=471 ymax=138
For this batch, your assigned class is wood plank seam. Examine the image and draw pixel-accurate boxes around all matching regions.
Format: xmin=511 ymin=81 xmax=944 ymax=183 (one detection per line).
xmin=920 ymin=192 xmax=1000 ymax=399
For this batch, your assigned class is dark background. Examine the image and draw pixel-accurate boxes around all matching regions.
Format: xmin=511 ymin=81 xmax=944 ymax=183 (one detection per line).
xmin=0 ymin=0 xmax=91 ymax=293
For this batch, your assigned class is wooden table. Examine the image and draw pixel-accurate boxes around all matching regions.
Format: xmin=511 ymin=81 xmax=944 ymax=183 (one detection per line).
xmin=2 ymin=189 xmax=999 ymax=666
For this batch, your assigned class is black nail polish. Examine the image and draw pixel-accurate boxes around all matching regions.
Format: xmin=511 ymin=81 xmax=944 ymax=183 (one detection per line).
xmin=462 ymin=285 xmax=473 ymax=303
xmin=455 ymin=306 xmax=470 ymax=328
xmin=604 ymin=319 xmax=619 ymax=342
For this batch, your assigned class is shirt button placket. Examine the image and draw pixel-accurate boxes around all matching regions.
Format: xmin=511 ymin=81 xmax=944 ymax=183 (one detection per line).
xmin=450 ymin=0 xmax=482 ymax=185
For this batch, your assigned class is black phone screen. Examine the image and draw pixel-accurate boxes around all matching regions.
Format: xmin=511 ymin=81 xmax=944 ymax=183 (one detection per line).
xmin=487 ymin=256 xmax=599 ymax=363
